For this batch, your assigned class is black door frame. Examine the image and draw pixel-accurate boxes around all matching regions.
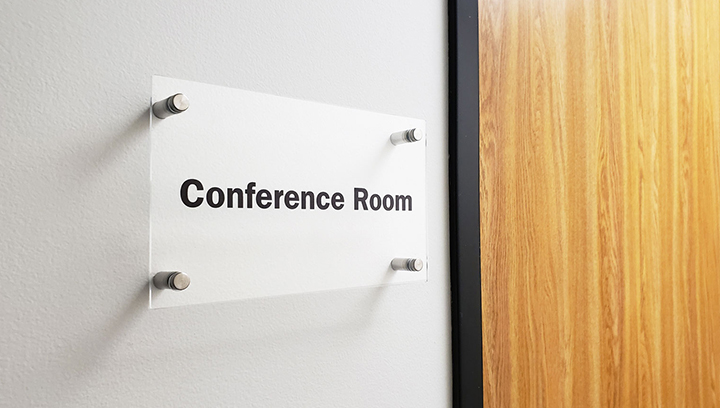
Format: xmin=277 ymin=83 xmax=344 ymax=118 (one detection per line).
xmin=448 ymin=0 xmax=482 ymax=407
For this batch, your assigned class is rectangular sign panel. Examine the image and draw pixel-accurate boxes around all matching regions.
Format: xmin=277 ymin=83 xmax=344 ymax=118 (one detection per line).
xmin=149 ymin=76 xmax=427 ymax=308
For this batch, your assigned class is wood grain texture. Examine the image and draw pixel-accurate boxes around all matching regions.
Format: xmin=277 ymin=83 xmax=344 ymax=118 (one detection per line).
xmin=479 ymin=0 xmax=720 ymax=406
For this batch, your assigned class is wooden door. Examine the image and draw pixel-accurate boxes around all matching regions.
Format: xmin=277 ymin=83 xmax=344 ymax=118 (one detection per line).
xmin=479 ymin=0 xmax=720 ymax=406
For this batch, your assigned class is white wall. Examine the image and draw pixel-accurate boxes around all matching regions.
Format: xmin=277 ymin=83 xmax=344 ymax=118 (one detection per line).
xmin=0 ymin=0 xmax=450 ymax=406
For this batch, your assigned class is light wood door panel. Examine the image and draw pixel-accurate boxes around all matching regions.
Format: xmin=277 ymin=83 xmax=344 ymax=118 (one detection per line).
xmin=479 ymin=0 xmax=720 ymax=406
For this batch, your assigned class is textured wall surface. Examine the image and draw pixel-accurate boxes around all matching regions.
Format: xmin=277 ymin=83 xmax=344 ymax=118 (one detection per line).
xmin=0 ymin=1 xmax=450 ymax=406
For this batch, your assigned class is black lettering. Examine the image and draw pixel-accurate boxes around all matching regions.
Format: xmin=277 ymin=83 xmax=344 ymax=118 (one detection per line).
xmin=332 ymin=192 xmax=345 ymax=210
xmin=257 ymin=189 xmax=272 ymax=209
xmin=395 ymin=195 xmax=412 ymax=211
xmin=369 ymin=194 xmax=381 ymax=211
xmin=226 ymin=188 xmax=244 ymax=208
xmin=354 ymin=188 xmax=368 ymax=210
xmin=207 ymin=187 xmax=224 ymax=208
xmin=301 ymin=191 xmax=315 ymax=210
xmin=245 ymin=182 xmax=256 ymax=209
xmin=382 ymin=194 xmax=394 ymax=211
xmin=317 ymin=192 xmax=330 ymax=210
xmin=182 ymin=182 xmax=396 ymax=212
xmin=274 ymin=190 xmax=284 ymax=209
xmin=285 ymin=190 xmax=299 ymax=209
xmin=180 ymin=179 xmax=204 ymax=208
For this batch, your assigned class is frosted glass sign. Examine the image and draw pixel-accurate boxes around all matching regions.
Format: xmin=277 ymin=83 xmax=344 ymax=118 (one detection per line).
xmin=149 ymin=76 xmax=427 ymax=309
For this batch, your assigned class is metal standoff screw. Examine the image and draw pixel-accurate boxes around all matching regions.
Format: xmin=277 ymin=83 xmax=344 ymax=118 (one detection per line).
xmin=390 ymin=128 xmax=424 ymax=145
xmin=152 ymin=93 xmax=190 ymax=119
xmin=391 ymin=258 xmax=424 ymax=272
xmin=153 ymin=271 xmax=191 ymax=291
